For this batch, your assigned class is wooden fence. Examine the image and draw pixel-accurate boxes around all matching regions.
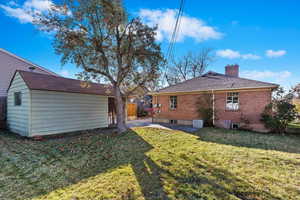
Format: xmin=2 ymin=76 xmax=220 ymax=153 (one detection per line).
xmin=127 ymin=103 xmax=137 ymax=120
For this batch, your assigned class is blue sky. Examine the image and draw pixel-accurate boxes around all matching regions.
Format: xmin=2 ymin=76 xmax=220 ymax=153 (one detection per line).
xmin=1 ymin=0 xmax=300 ymax=89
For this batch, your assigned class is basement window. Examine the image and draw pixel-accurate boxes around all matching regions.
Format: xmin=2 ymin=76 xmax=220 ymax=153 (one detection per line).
xmin=14 ymin=92 xmax=22 ymax=106
xmin=170 ymin=120 xmax=178 ymax=124
xmin=226 ymin=92 xmax=239 ymax=110
xmin=231 ymin=123 xmax=240 ymax=129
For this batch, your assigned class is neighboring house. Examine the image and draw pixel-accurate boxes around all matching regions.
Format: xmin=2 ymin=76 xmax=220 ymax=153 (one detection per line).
xmin=128 ymin=95 xmax=153 ymax=117
xmin=0 ymin=48 xmax=58 ymax=128
xmin=151 ymin=65 xmax=279 ymax=132
xmin=127 ymin=87 xmax=153 ymax=119
xmin=7 ymin=70 xmax=113 ymax=137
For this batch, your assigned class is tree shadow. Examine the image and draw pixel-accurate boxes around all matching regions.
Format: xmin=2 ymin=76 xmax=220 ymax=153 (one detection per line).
xmin=0 ymin=128 xmax=291 ymax=200
xmin=0 ymin=128 xmax=169 ymax=200
xmin=162 ymin=155 xmax=284 ymax=200
xmin=186 ymin=127 xmax=300 ymax=154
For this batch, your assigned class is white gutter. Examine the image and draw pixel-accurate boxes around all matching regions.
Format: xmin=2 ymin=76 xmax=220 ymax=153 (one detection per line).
xmin=149 ymin=85 xmax=278 ymax=95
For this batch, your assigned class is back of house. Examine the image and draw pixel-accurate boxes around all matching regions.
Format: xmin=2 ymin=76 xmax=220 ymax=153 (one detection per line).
xmin=152 ymin=65 xmax=279 ymax=132
xmin=0 ymin=48 xmax=58 ymax=128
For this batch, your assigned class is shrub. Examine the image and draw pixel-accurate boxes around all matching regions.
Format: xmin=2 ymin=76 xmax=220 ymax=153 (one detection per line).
xmin=261 ymin=88 xmax=298 ymax=134
xmin=196 ymin=92 xmax=215 ymax=127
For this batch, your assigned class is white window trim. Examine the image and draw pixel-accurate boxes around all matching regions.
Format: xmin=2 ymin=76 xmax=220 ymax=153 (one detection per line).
xmin=14 ymin=92 xmax=22 ymax=106
xmin=169 ymin=96 xmax=177 ymax=110
xmin=226 ymin=92 xmax=239 ymax=111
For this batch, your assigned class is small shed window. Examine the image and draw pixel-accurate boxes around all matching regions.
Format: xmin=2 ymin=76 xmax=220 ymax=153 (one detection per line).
xmin=14 ymin=92 xmax=22 ymax=106
xmin=170 ymin=96 xmax=177 ymax=109
xmin=226 ymin=92 xmax=239 ymax=110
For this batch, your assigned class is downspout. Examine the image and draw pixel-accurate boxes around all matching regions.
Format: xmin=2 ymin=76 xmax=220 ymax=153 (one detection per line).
xmin=212 ymin=90 xmax=215 ymax=126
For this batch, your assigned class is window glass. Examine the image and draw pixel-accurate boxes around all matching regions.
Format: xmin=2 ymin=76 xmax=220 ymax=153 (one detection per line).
xmin=169 ymin=96 xmax=177 ymax=109
xmin=14 ymin=92 xmax=22 ymax=106
xmin=226 ymin=92 xmax=239 ymax=110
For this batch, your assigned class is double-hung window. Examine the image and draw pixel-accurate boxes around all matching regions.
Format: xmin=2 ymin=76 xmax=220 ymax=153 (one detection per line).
xmin=170 ymin=96 xmax=177 ymax=110
xmin=226 ymin=92 xmax=239 ymax=110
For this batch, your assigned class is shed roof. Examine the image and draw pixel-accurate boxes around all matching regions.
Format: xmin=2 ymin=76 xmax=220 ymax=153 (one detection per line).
xmin=157 ymin=71 xmax=279 ymax=94
xmin=15 ymin=70 xmax=114 ymax=96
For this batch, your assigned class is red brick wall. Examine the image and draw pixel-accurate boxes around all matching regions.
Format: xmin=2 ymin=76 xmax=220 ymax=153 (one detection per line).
xmin=153 ymin=89 xmax=272 ymax=132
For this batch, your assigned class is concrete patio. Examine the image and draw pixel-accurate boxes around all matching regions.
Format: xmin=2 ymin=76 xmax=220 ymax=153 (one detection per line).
xmin=127 ymin=118 xmax=199 ymax=132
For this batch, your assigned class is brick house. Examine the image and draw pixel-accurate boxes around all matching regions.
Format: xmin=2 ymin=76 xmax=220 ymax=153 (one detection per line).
xmin=151 ymin=65 xmax=279 ymax=132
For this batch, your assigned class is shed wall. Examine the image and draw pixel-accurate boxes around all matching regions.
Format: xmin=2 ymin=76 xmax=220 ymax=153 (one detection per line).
xmin=30 ymin=90 xmax=108 ymax=136
xmin=7 ymin=73 xmax=30 ymax=136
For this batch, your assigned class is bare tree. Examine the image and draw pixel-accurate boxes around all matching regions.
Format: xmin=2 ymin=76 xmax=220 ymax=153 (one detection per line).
xmin=35 ymin=0 xmax=164 ymax=133
xmin=165 ymin=48 xmax=214 ymax=85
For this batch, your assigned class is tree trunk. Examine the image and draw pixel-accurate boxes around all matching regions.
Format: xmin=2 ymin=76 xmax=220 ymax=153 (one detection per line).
xmin=114 ymin=86 xmax=128 ymax=133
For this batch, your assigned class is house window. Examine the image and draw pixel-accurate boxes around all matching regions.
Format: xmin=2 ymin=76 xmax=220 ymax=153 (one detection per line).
xmin=232 ymin=123 xmax=240 ymax=129
xmin=170 ymin=96 xmax=177 ymax=109
xmin=226 ymin=92 xmax=239 ymax=110
xmin=170 ymin=119 xmax=178 ymax=124
xmin=14 ymin=92 xmax=22 ymax=106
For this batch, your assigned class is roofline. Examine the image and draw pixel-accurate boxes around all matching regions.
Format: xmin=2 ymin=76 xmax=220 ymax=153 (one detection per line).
xmin=30 ymin=89 xmax=114 ymax=97
xmin=150 ymin=85 xmax=279 ymax=95
xmin=157 ymin=71 xmax=279 ymax=93
xmin=7 ymin=70 xmax=20 ymax=92
xmin=8 ymin=70 xmax=114 ymax=96
xmin=0 ymin=48 xmax=59 ymax=76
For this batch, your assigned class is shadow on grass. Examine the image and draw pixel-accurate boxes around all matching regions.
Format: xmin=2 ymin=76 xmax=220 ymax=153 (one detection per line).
xmin=167 ymin=154 xmax=284 ymax=200
xmin=188 ymin=128 xmax=300 ymax=154
xmin=0 ymin=128 xmax=287 ymax=200
xmin=0 ymin=129 xmax=168 ymax=200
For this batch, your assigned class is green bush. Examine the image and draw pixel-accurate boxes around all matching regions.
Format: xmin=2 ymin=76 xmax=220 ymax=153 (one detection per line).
xmin=196 ymin=92 xmax=215 ymax=127
xmin=261 ymin=88 xmax=298 ymax=134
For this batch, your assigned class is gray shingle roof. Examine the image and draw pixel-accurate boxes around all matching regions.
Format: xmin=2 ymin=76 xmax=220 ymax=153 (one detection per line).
xmin=158 ymin=71 xmax=279 ymax=93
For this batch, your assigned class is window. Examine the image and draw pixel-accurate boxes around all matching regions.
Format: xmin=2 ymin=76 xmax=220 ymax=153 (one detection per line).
xmin=169 ymin=96 xmax=177 ymax=109
xmin=170 ymin=119 xmax=178 ymax=124
xmin=226 ymin=92 xmax=239 ymax=110
xmin=14 ymin=92 xmax=22 ymax=106
xmin=231 ymin=123 xmax=240 ymax=129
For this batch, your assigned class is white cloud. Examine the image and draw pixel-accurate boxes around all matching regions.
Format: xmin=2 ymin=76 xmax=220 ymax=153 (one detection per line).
xmin=139 ymin=9 xmax=222 ymax=42
xmin=24 ymin=0 xmax=53 ymax=12
xmin=216 ymin=49 xmax=240 ymax=59
xmin=265 ymin=50 xmax=286 ymax=58
xmin=241 ymin=70 xmax=291 ymax=81
xmin=0 ymin=0 xmax=53 ymax=23
xmin=60 ymin=69 xmax=70 ymax=77
xmin=216 ymin=49 xmax=261 ymax=60
xmin=0 ymin=5 xmax=34 ymax=23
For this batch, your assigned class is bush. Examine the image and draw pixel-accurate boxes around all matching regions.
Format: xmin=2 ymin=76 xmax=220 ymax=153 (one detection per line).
xmin=196 ymin=92 xmax=215 ymax=127
xmin=261 ymin=88 xmax=298 ymax=134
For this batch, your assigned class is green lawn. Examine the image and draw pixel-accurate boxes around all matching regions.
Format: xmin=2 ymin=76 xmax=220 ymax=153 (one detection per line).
xmin=289 ymin=122 xmax=300 ymax=129
xmin=1 ymin=128 xmax=300 ymax=200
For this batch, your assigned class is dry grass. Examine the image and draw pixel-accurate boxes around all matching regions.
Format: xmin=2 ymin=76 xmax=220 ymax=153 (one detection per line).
xmin=0 ymin=127 xmax=300 ymax=200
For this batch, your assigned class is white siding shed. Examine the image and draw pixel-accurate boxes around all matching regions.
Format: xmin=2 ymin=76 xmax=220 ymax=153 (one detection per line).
xmin=7 ymin=71 xmax=113 ymax=137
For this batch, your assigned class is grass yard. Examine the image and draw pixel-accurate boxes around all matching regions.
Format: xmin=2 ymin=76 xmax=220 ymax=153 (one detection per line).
xmin=0 ymin=128 xmax=300 ymax=200
xmin=289 ymin=122 xmax=300 ymax=129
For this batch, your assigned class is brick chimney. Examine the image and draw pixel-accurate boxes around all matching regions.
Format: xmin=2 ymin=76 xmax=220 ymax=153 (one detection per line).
xmin=225 ymin=64 xmax=239 ymax=77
